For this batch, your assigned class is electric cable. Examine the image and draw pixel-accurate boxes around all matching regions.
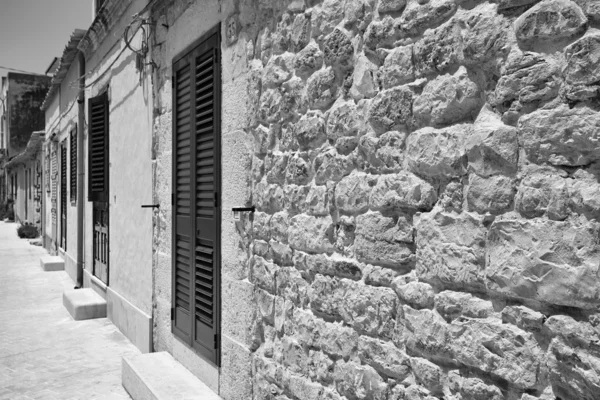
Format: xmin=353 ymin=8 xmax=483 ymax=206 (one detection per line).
xmin=68 ymin=2 xmax=157 ymax=91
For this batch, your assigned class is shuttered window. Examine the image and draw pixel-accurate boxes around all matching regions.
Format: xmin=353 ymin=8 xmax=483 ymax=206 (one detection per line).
xmin=88 ymin=92 xmax=108 ymax=202
xmin=172 ymin=26 xmax=221 ymax=366
xmin=70 ymin=127 xmax=77 ymax=202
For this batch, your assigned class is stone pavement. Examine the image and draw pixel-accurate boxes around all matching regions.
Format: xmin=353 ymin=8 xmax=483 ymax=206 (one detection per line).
xmin=0 ymin=221 xmax=139 ymax=400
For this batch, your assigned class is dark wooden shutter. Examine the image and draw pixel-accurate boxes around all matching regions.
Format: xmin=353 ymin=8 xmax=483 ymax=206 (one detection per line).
xmin=172 ymin=26 xmax=221 ymax=365
xmin=88 ymin=93 xmax=108 ymax=202
xmin=172 ymin=56 xmax=194 ymax=343
xmin=70 ymin=127 xmax=77 ymax=202
xmin=61 ymin=142 xmax=67 ymax=250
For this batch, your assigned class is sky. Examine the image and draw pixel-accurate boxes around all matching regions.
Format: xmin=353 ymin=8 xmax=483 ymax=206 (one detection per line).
xmin=0 ymin=0 xmax=92 ymax=79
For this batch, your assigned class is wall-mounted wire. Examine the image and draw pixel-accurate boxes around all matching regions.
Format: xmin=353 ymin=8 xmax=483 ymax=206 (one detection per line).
xmin=68 ymin=1 xmax=159 ymax=91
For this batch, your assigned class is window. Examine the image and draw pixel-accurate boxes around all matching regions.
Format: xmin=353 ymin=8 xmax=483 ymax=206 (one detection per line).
xmin=70 ymin=127 xmax=77 ymax=202
xmin=171 ymin=25 xmax=221 ymax=365
xmin=88 ymin=92 xmax=108 ymax=202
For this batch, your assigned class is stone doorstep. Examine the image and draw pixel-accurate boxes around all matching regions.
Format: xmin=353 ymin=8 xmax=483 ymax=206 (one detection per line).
xmin=122 ymin=352 xmax=222 ymax=400
xmin=63 ymin=288 xmax=107 ymax=321
xmin=40 ymin=255 xmax=65 ymax=271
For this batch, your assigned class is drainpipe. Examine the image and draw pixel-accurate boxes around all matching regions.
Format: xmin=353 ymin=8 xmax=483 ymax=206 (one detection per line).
xmin=75 ymin=51 xmax=85 ymax=289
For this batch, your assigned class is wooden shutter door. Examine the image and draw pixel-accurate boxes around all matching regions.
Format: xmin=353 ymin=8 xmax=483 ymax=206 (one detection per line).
xmin=192 ymin=32 xmax=220 ymax=364
xmin=172 ymin=55 xmax=193 ymax=342
xmin=61 ymin=142 xmax=67 ymax=250
xmin=70 ymin=127 xmax=77 ymax=202
xmin=172 ymin=26 xmax=220 ymax=365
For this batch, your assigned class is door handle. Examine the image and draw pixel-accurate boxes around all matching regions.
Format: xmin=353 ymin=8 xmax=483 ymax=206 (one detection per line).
xmin=196 ymin=227 xmax=201 ymax=236
xmin=141 ymin=204 xmax=160 ymax=209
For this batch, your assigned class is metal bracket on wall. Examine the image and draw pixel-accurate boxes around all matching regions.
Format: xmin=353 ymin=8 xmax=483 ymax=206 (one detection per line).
xmin=232 ymin=206 xmax=255 ymax=221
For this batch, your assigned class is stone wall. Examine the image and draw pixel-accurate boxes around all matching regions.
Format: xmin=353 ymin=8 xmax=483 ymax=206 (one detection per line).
xmin=244 ymin=0 xmax=600 ymax=399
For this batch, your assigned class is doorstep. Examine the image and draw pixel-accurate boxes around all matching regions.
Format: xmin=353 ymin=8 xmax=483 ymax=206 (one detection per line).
xmin=40 ymin=255 xmax=64 ymax=271
xmin=122 ymin=352 xmax=221 ymax=400
xmin=63 ymin=288 xmax=107 ymax=320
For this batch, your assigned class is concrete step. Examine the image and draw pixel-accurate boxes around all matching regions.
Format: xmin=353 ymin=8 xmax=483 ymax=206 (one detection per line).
xmin=40 ymin=255 xmax=64 ymax=271
xmin=122 ymin=352 xmax=221 ymax=400
xmin=63 ymin=288 xmax=107 ymax=320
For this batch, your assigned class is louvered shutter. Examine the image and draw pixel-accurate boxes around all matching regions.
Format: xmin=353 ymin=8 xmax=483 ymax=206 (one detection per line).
xmin=51 ymin=147 xmax=57 ymax=225
xmin=172 ymin=27 xmax=220 ymax=365
xmin=88 ymin=93 xmax=108 ymax=202
xmin=172 ymin=56 xmax=194 ymax=343
xmin=70 ymin=127 xmax=77 ymax=202
xmin=61 ymin=142 xmax=67 ymax=249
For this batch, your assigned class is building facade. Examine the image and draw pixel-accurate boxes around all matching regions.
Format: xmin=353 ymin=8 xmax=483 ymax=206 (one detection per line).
xmin=78 ymin=0 xmax=154 ymax=353
xmin=36 ymin=0 xmax=600 ymax=399
xmin=4 ymin=131 xmax=44 ymax=227
xmin=41 ymin=29 xmax=86 ymax=275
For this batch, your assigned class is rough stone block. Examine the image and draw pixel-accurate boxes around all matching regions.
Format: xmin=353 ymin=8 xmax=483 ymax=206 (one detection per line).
xmin=415 ymin=209 xmax=487 ymax=290
xmin=289 ymin=307 xmax=359 ymax=358
xmin=40 ymin=255 xmax=65 ymax=272
xmin=466 ymin=106 xmax=519 ymax=177
xmin=402 ymin=307 xmax=544 ymax=389
xmin=413 ymin=66 xmax=482 ymax=128
xmin=357 ymin=336 xmax=411 ymax=380
xmin=309 ymin=276 xmax=397 ymax=338
xmin=63 ymin=288 xmax=107 ymax=320
xmin=355 ymin=211 xmax=415 ymax=267
xmin=514 ymin=165 xmax=569 ymax=220
xmin=519 ymin=104 xmax=600 ymax=166
xmin=406 ymin=125 xmax=468 ymax=178
xmin=434 ymin=290 xmax=495 ymax=321
xmin=486 ymin=217 xmax=600 ymax=309
xmin=369 ymin=172 xmax=437 ymax=213
xmin=515 ymin=0 xmax=587 ymax=43
xmin=334 ymin=360 xmax=389 ymax=400
xmin=288 ymin=214 xmax=334 ymax=254
xmin=368 ymin=86 xmax=413 ymax=134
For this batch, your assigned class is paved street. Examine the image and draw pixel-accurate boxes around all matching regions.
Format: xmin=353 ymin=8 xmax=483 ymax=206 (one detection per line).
xmin=0 ymin=221 xmax=138 ymax=400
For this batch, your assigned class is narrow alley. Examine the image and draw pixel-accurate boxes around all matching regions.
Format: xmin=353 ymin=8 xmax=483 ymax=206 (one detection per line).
xmin=0 ymin=221 xmax=138 ymax=400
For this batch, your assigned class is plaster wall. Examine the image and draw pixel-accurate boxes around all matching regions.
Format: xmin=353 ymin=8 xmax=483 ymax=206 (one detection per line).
xmin=82 ymin=0 xmax=153 ymax=351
